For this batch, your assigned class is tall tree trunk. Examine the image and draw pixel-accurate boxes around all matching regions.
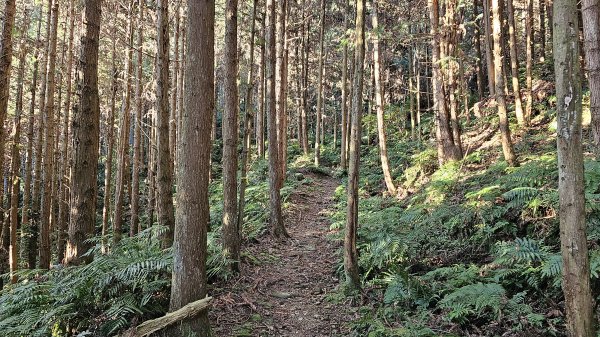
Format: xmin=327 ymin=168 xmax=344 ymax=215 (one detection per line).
xmin=238 ymin=0 xmax=258 ymax=243
xmin=277 ymin=0 xmax=288 ymax=186
xmin=345 ymin=0 xmax=365 ymax=290
xmin=507 ymin=0 xmax=525 ymax=125
xmin=170 ymin=6 xmax=180 ymax=176
xmin=525 ymin=0 xmax=534 ymax=123
xmin=539 ymin=0 xmax=546 ymax=61
xmin=340 ymin=0 xmax=349 ymax=170
xmin=554 ymin=0 xmax=595 ymax=334
xmin=474 ymin=0 xmax=485 ymax=99
xmin=371 ymin=2 xmax=396 ymax=196
xmin=9 ymin=42 xmax=27 ymax=282
xmin=492 ymin=0 xmax=518 ymax=167
xmin=582 ymin=0 xmax=600 ymax=151
xmin=300 ymin=0 xmax=310 ymax=155
xmin=266 ymin=0 xmax=288 ymax=238
xmin=131 ymin=0 xmax=144 ymax=236
xmin=429 ymin=0 xmax=460 ymax=165
xmin=482 ymin=0 xmax=495 ymax=96
xmin=256 ymin=12 xmax=266 ymax=158
xmin=0 ymin=0 xmax=17 ymax=259
xmin=314 ymin=0 xmax=325 ymax=166
xmin=113 ymin=1 xmax=135 ymax=244
xmin=40 ymin=0 xmax=60 ymax=269
xmin=22 ymin=15 xmax=42 ymax=269
xmin=57 ymin=0 xmax=76 ymax=263
xmin=156 ymin=0 xmax=175 ymax=247
xmin=167 ymin=0 xmax=214 ymax=335
xmin=65 ymin=0 xmax=102 ymax=265
xmin=222 ymin=0 xmax=240 ymax=273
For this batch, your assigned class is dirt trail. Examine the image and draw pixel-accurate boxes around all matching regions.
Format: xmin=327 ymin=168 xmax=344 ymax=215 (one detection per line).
xmin=210 ymin=171 xmax=356 ymax=337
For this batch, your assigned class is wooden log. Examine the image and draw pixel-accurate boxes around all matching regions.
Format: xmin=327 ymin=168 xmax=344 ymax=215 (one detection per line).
xmin=124 ymin=296 xmax=212 ymax=337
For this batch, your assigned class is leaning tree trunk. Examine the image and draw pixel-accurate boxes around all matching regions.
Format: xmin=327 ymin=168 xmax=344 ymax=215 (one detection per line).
xmin=345 ymin=0 xmax=365 ymax=290
xmin=554 ymin=0 xmax=596 ymax=335
xmin=65 ymin=0 xmax=102 ymax=265
xmin=222 ymin=0 xmax=240 ymax=273
xmin=582 ymin=0 xmax=600 ymax=152
xmin=371 ymin=1 xmax=396 ymax=196
xmin=491 ymin=0 xmax=518 ymax=167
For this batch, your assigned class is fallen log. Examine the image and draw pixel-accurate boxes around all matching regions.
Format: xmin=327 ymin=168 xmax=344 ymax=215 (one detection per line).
xmin=124 ymin=296 xmax=212 ymax=337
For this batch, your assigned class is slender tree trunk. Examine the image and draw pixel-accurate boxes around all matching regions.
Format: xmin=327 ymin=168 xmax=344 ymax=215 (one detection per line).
xmin=156 ymin=0 xmax=175 ymax=247
xmin=300 ymin=0 xmax=310 ymax=155
xmin=170 ymin=6 xmax=180 ymax=175
xmin=582 ymin=0 xmax=600 ymax=151
xmin=0 ymin=0 xmax=17 ymax=257
xmin=256 ymin=12 xmax=266 ymax=158
xmin=277 ymin=0 xmax=288 ymax=186
xmin=340 ymin=0 xmax=349 ymax=170
xmin=539 ymin=0 xmax=546 ymax=61
xmin=429 ymin=0 xmax=460 ymax=165
xmin=474 ymin=0 xmax=485 ymax=99
xmin=131 ymin=0 xmax=144 ymax=236
xmin=9 ymin=43 xmax=27 ymax=282
xmin=238 ymin=0 xmax=258 ymax=242
xmin=371 ymin=2 xmax=396 ymax=195
xmin=266 ymin=0 xmax=288 ymax=238
xmin=40 ymin=0 xmax=60 ymax=269
xmin=314 ymin=0 xmax=325 ymax=166
xmin=482 ymin=0 xmax=495 ymax=96
xmin=57 ymin=0 xmax=76 ymax=263
xmin=166 ymin=0 xmax=214 ymax=335
xmin=22 ymin=15 xmax=42 ymax=269
xmin=65 ymin=0 xmax=102 ymax=265
xmin=222 ymin=0 xmax=240 ymax=272
xmin=492 ymin=0 xmax=518 ymax=166
xmin=525 ymin=0 xmax=534 ymax=123
xmin=554 ymin=0 xmax=595 ymax=334
xmin=345 ymin=0 xmax=365 ymax=290
xmin=113 ymin=1 xmax=135 ymax=244
xmin=507 ymin=0 xmax=525 ymax=125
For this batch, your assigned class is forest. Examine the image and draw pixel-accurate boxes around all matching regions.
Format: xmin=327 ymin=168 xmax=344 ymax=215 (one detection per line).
xmin=0 ymin=0 xmax=599 ymax=335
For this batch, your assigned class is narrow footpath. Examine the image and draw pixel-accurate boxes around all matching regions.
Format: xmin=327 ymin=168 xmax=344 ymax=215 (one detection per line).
xmin=210 ymin=171 xmax=357 ymax=337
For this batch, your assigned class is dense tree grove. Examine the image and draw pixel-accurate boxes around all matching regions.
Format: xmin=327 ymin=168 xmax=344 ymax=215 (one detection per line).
xmin=0 ymin=0 xmax=598 ymax=335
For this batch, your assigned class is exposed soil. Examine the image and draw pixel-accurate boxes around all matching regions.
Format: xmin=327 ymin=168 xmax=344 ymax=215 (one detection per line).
xmin=209 ymin=171 xmax=357 ymax=337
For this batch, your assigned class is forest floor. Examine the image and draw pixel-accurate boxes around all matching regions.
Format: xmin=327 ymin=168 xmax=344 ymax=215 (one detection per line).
xmin=209 ymin=170 xmax=358 ymax=337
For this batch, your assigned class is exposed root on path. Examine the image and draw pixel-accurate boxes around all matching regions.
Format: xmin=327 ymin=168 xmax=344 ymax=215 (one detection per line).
xmin=209 ymin=172 xmax=356 ymax=337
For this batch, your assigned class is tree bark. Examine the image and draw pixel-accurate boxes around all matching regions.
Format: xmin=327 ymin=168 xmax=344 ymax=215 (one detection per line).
xmin=256 ymin=12 xmax=266 ymax=158
xmin=492 ymin=0 xmax=518 ymax=167
xmin=222 ymin=0 xmax=240 ymax=272
xmin=582 ymin=0 xmax=600 ymax=152
xmin=340 ymin=0 xmax=349 ymax=170
xmin=482 ymin=0 xmax=495 ymax=96
xmin=131 ymin=0 xmax=145 ymax=236
xmin=276 ymin=0 xmax=288 ymax=185
xmin=266 ymin=0 xmax=288 ymax=238
xmin=65 ymin=0 xmax=102 ymax=265
xmin=314 ymin=0 xmax=325 ymax=166
xmin=40 ymin=0 xmax=60 ymax=269
xmin=507 ymin=0 xmax=525 ymax=126
xmin=371 ymin=1 xmax=396 ymax=195
xmin=156 ymin=0 xmax=175 ymax=247
xmin=345 ymin=0 xmax=365 ymax=290
xmin=525 ymin=0 xmax=534 ymax=123
xmin=166 ymin=0 xmax=214 ymax=334
xmin=238 ymin=0 xmax=258 ymax=244
xmin=554 ymin=0 xmax=596 ymax=334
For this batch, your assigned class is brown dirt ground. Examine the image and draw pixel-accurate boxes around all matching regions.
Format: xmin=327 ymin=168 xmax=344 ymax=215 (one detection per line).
xmin=209 ymin=171 xmax=358 ymax=337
